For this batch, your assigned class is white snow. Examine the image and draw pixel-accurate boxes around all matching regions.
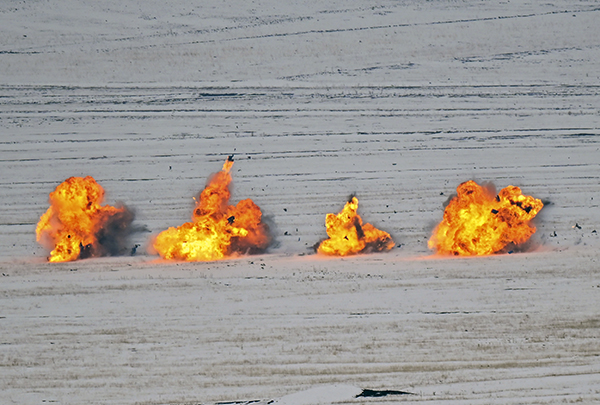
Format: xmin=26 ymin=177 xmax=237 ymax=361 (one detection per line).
xmin=1 ymin=1 xmax=600 ymax=404
xmin=274 ymin=384 xmax=363 ymax=405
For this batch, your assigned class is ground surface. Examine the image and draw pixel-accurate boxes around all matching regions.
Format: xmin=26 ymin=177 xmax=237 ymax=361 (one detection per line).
xmin=1 ymin=1 xmax=599 ymax=404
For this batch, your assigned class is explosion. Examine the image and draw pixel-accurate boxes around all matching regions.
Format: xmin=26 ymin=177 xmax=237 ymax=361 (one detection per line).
xmin=317 ymin=196 xmax=394 ymax=256
xmin=36 ymin=176 xmax=134 ymax=262
xmin=152 ymin=157 xmax=271 ymax=261
xmin=428 ymin=180 xmax=544 ymax=256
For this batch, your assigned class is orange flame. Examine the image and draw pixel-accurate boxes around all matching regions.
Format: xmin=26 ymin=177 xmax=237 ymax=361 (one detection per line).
xmin=428 ymin=180 xmax=543 ymax=256
xmin=317 ymin=196 xmax=394 ymax=256
xmin=152 ymin=158 xmax=270 ymax=261
xmin=36 ymin=176 xmax=130 ymax=262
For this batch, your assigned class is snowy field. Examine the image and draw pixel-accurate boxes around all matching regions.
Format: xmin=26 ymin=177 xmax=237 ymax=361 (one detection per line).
xmin=1 ymin=1 xmax=600 ymax=404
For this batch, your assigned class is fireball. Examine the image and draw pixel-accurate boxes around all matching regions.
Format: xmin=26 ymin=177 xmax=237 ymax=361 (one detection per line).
xmin=317 ymin=196 xmax=394 ymax=256
xmin=152 ymin=157 xmax=271 ymax=261
xmin=428 ymin=180 xmax=543 ymax=256
xmin=36 ymin=176 xmax=133 ymax=262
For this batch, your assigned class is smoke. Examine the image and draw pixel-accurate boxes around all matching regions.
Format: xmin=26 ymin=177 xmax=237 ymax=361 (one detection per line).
xmin=229 ymin=215 xmax=273 ymax=256
xmin=259 ymin=213 xmax=279 ymax=251
xmin=80 ymin=204 xmax=147 ymax=259
xmin=95 ymin=204 xmax=145 ymax=257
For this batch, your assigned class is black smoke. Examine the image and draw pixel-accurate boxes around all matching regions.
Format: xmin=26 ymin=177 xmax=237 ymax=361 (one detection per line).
xmin=81 ymin=204 xmax=147 ymax=259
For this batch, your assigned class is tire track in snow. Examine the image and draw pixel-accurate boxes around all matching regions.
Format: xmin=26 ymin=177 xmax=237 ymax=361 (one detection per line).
xmin=1 ymin=84 xmax=599 ymax=257
xmin=133 ymin=7 xmax=600 ymax=49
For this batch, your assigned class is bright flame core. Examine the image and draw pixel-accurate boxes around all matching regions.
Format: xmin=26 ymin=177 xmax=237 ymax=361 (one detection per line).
xmin=36 ymin=176 xmax=128 ymax=262
xmin=317 ymin=196 xmax=394 ymax=256
xmin=428 ymin=180 xmax=543 ymax=256
xmin=152 ymin=159 xmax=270 ymax=261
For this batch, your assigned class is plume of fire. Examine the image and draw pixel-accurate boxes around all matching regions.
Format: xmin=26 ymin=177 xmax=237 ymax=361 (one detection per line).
xmin=317 ymin=196 xmax=394 ymax=256
xmin=152 ymin=157 xmax=271 ymax=261
xmin=36 ymin=176 xmax=134 ymax=262
xmin=428 ymin=180 xmax=543 ymax=256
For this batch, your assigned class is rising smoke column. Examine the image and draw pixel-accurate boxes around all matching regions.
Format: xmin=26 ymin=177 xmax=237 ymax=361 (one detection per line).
xmin=428 ymin=180 xmax=544 ymax=256
xmin=152 ymin=157 xmax=271 ymax=261
xmin=36 ymin=176 xmax=136 ymax=262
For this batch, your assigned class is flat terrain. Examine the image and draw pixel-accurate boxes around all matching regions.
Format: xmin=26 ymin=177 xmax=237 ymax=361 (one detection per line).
xmin=2 ymin=250 xmax=600 ymax=404
xmin=1 ymin=1 xmax=599 ymax=404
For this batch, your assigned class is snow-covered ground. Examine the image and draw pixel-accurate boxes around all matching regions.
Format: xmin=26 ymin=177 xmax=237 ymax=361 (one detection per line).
xmin=1 ymin=1 xmax=599 ymax=404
